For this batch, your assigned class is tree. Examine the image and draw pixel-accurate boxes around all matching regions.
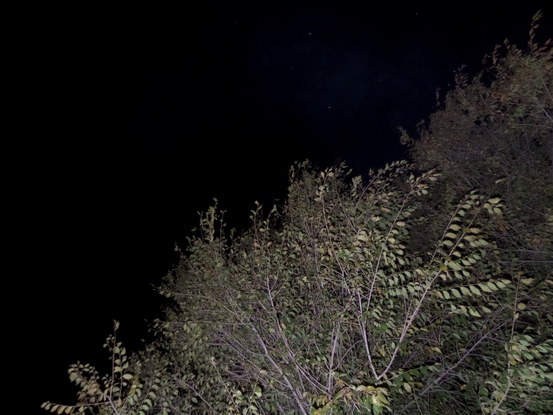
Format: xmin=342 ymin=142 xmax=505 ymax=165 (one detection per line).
xmin=43 ymin=15 xmax=553 ymax=415
xmin=47 ymin=160 xmax=551 ymax=414
xmin=406 ymin=11 xmax=552 ymax=271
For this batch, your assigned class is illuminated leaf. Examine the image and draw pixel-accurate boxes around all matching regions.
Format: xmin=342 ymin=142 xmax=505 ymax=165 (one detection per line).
xmin=460 ymin=286 xmax=471 ymax=296
xmin=469 ymin=307 xmax=481 ymax=317
xmin=479 ymin=283 xmax=492 ymax=293
xmin=469 ymin=285 xmax=481 ymax=296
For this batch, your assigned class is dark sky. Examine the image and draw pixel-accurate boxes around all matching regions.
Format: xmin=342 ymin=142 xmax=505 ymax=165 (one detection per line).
xmin=7 ymin=3 xmax=551 ymax=412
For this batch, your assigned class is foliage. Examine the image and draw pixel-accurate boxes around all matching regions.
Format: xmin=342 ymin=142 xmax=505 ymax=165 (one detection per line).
xmin=157 ymin=161 xmax=550 ymax=414
xmin=43 ymin=14 xmax=553 ymax=415
xmin=406 ymin=11 xmax=552 ymax=269
xmin=41 ymin=321 xmax=162 ymax=415
xmin=44 ymin=158 xmax=552 ymax=414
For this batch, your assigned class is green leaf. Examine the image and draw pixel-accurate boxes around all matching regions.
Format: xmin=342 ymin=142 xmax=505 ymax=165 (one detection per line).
xmin=469 ymin=307 xmax=481 ymax=317
xmin=479 ymin=283 xmax=492 ymax=293
xmin=469 ymin=285 xmax=481 ymax=296
xmin=460 ymin=286 xmax=471 ymax=296
xmin=357 ymin=232 xmax=369 ymax=241
xmin=254 ymin=385 xmax=262 ymax=397
xmin=448 ymin=261 xmax=463 ymax=271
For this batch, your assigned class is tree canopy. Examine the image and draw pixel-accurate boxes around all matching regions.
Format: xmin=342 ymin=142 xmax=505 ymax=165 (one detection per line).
xmin=43 ymin=15 xmax=552 ymax=415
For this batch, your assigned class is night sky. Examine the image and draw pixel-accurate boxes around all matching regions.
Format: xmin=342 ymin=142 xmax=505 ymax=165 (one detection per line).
xmin=7 ymin=4 xmax=551 ymax=412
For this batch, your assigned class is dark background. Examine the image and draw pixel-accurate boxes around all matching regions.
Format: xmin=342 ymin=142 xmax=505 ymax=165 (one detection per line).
xmin=6 ymin=3 xmax=551 ymax=412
